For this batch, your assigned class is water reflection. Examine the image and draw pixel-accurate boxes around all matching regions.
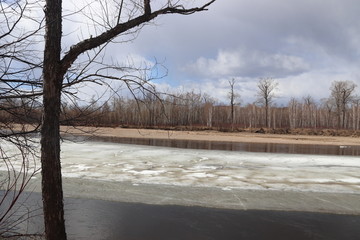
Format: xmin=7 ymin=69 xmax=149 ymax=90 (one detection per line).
xmin=81 ymin=136 xmax=360 ymax=156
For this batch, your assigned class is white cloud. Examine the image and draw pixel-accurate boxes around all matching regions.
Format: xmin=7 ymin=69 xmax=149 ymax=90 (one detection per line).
xmin=184 ymin=48 xmax=310 ymax=79
xmin=185 ymin=49 xmax=245 ymax=77
xmin=278 ymin=66 xmax=360 ymax=104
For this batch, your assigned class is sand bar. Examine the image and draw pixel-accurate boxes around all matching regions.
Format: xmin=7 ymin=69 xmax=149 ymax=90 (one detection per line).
xmin=61 ymin=126 xmax=360 ymax=146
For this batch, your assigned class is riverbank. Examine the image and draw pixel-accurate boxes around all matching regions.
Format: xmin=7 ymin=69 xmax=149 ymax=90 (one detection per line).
xmin=60 ymin=126 xmax=360 ymax=146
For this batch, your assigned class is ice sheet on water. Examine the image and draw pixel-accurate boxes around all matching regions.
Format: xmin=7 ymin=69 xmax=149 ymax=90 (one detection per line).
xmin=1 ymin=139 xmax=359 ymax=193
xmin=58 ymin=141 xmax=360 ymax=193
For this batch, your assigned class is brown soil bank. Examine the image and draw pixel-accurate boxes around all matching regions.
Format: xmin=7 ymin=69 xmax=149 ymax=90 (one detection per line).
xmin=61 ymin=126 xmax=360 ymax=146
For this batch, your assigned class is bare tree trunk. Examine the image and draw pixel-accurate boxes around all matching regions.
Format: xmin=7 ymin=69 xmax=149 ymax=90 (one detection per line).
xmin=342 ymin=108 xmax=346 ymax=129
xmin=358 ymin=105 xmax=360 ymax=130
xmin=41 ymin=0 xmax=67 ymax=238
xmin=337 ymin=111 xmax=341 ymax=129
xmin=272 ymin=108 xmax=276 ymax=129
xmin=265 ymin=102 xmax=269 ymax=128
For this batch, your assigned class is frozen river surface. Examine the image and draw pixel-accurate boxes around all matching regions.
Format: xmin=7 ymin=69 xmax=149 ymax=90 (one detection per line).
xmin=54 ymin=141 xmax=360 ymax=193
xmin=2 ymin=140 xmax=360 ymax=194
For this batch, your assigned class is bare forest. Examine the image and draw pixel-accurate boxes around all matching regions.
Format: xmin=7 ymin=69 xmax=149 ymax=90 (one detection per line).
xmin=60 ymin=79 xmax=360 ymax=134
xmin=2 ymin=80 xmax=359 ymax=135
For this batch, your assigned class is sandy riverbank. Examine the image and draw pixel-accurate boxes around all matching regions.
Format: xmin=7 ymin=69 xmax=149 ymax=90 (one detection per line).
xmin=61 ymin=126 xmax=360 ymax=146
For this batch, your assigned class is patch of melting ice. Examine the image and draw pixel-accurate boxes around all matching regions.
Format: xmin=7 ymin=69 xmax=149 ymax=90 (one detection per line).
xmin=58 ymin=141 xmax=360 ymax=193
xmin=1 ymin=140 xmax=360 ymax=193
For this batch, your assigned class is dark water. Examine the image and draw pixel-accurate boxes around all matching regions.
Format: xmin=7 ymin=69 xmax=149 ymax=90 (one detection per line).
xmin=80 ymin=135 xmax=360 ymax=156
xmin=4 ymin=192 xmax=360 ymax=240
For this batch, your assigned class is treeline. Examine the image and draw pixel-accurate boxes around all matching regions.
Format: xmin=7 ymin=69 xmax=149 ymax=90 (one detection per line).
xmin=62 ymin=93 xmax=359 ymax=131
xmin=63 ymin=82 xmax=360 ymax=133
xmin=1 ymin=80 xmax=360 ymax=133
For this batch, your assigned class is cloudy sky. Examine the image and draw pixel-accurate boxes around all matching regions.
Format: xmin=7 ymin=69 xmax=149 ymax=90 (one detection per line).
xmin=101 ymin=0 xmax=357 ymax=105
xmin=56 ymin=0 xmax=359 ymax=105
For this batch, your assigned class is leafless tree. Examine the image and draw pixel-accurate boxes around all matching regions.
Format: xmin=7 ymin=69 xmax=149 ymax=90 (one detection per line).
xmin=330 ymin=80 xmax=357 ymax=129
xmin=302 ymin=95 xmax=317 ymax=128
xmin=257 ymin=77 xmax=278 ymax=128
xmin=288 ymin=98 xmax=299 ymax=129
xmin=319 ymin=98 xmax=335 ymax=128
xmin=39 ymin=0 xmax=217 ymax=239
xmin=228 ymin=78 xmax=240 ymax=130
xmin=352 ymin=96 xmax=360 ymax=130
xmin=202 ymin=93 xmax=215 ymax=128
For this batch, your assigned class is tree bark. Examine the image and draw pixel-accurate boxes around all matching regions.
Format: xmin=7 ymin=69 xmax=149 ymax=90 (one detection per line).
xmin=41 ymin=0 xmax=67 ymax=239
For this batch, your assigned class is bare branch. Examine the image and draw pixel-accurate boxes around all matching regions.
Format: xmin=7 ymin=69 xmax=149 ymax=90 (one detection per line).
xmin=60 ymin=0 xmax=216 ymax=77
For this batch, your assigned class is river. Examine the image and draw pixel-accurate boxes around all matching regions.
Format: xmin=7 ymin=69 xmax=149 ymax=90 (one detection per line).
xmin=1 ymin=137 xmax=360 ymax=239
